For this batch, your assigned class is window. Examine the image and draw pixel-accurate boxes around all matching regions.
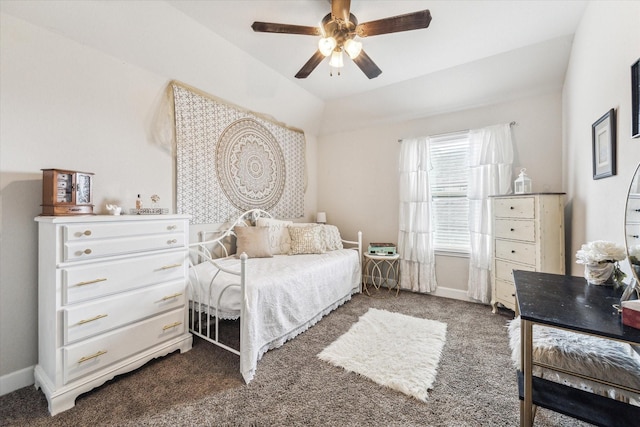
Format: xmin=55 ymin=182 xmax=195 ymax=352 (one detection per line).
xmin=428 ymin=132 xmax=471 ymax=253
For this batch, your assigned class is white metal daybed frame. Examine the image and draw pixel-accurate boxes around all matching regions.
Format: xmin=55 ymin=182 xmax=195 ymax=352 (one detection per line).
xmin=187 ymin=209 xmax=362 ymax=382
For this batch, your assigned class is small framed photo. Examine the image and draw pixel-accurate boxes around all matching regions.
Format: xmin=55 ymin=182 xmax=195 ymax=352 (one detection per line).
xmin=592 ymin=109 xmax=616 ymax=180
xmin=632 ymin=59 xmax=639 ymax=138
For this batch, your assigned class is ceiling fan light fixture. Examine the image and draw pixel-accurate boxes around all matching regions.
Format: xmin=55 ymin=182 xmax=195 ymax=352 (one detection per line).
xmin=318 ymin=37 xmax=336 ymax=56
xmin=344 ymin=39 xmax=362 ymax=59
xmin=329 ymin=50 xmax=344 ymax=68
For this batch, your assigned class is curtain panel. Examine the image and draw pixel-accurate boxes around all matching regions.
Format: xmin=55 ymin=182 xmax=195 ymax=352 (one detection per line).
xmin=467 ymin=124 xmax=514 ymax=303
xmin=398 ymin=138 xmax=438 ymax=292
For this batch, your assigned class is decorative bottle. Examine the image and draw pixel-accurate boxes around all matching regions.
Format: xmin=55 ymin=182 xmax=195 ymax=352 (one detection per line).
xmin=136 ymin=194 xmax=142 ymax=210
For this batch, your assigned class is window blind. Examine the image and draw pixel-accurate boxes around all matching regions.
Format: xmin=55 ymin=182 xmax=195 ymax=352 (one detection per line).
xmin=429 ymin=133 xmax=471 ymax=253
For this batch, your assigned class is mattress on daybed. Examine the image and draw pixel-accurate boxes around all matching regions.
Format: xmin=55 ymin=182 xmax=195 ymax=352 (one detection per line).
xmin=188 ymin=248 xmax=361 ymax=382
xmin=508 ymin=316 xmax=640 ymax=405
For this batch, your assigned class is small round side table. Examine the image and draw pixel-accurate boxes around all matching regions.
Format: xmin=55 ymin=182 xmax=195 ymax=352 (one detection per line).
xmin=362 ymin=253 xmax=400 ymax=297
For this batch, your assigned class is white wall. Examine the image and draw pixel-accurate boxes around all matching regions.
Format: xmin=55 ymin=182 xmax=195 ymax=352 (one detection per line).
xmin=318 ymin=91 xmax=564 ymax=298
xmin=563 ymin=1 xmax=640 ymax=278
xmin=0 ymin=11 xmax=322 ymax=394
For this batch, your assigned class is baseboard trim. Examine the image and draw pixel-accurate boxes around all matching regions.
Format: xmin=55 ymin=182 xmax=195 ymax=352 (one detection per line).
xmin=0 ymin=365 xmax=34 ymax=396
xmin=431 ymin=286 xmax=480 ymax=303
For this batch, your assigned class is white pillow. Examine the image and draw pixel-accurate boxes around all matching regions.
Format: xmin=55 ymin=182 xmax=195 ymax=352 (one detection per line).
xmin=321 ymin=224 xmax=343 ymax=251
xmin=256 ymin=217 xmax=293 ymax=255
xmin=288 ymin=225 xmax=324 ymax=255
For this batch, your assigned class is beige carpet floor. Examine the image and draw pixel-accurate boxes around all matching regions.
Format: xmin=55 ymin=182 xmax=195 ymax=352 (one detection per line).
xmin=0 ymin=291 xmax=590 ymax=426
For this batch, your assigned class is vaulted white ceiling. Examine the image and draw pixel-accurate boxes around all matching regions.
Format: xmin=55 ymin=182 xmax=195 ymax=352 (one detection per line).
xmin=2 ymin=0 xmax=588 ymax=135
xmin=168 ymin=0 xmax=587 ymax=102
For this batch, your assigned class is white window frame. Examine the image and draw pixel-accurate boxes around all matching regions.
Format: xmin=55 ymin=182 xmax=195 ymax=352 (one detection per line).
xmin=428 ymin=132 xmax=471 ymax=255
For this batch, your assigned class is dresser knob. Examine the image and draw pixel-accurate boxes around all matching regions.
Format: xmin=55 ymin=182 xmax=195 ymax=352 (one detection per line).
xmin=167 ymin=225 xmax=177 ymax=230
xmin=167 ymin=239 xmax=177 ymax=244
xmin=511 ymin=250 xmax=516 ymax=253
xmin=83 ymin=230 xmax=92 ymax=236
xmin=510 ymin=206 xmax=514 ymax=210
xmin=84 ymin=248 xmax=92 ymax=255
xmin=510 ymin=228 xmax=514 ymax=231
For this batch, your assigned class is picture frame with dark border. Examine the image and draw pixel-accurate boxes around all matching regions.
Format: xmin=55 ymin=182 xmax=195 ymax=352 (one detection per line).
xmin=592 ymin=108 xmax=616 ymax=180
xmin=632 ymin=58 xmax=639 ymax=138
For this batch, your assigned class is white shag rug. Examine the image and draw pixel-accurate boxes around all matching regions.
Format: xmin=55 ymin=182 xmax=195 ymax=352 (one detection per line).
xmin=318 ymin=308 xmax=447 ymax=401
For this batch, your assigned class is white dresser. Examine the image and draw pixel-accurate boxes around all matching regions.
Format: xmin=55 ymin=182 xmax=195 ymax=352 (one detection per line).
xmin=34 ymin=215 xmax=193 ymax=415
xmin=491 ymin=193 xmax=565 ymax=313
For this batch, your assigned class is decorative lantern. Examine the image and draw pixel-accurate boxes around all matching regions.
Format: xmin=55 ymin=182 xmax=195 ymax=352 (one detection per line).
xmin=514 ymin=168 xmax=532 ymax=194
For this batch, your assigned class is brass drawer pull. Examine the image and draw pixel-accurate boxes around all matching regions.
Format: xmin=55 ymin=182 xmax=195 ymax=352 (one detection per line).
xmin=77 ymin=313 xmax=108 ymax=325
xmin=78 ymin=350 xmax=107 ymax=364
xmin=167 ymin=239 xmax=177 ymax=244
xmin=160 ymin=263 xmax=182 ymax=270
xmin=161 ymin=292 xmax=183 ymax=301
xmin=75 ymin=278 xmax=107 ymax=287
xmin=83 ymin=230 xmax=92 ymax=236
xmin=167 ymin=225 xmax=177 ymax=230
xmin=84 ymin=248 xmax=92 ymax=255
xmin=162 ymin=321 xmax=182 ymax=331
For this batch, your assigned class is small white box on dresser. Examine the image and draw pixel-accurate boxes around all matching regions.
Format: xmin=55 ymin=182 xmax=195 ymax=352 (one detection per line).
xmin=34 ymin=214 xmax=193 ymax=415
xmin=490 ymin=193 xmax=565 ymax=313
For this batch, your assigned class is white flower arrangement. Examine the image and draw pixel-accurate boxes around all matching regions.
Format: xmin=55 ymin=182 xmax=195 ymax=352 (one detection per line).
xmin=576 ymin=240 xmax=627 ymax=286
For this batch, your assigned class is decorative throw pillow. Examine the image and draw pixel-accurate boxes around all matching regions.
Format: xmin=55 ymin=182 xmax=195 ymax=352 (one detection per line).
xmin=288 ymin=225 xmax=324 ymax=255
xmin=321 ymin=224 xmax=344 ymax=251
xmin=234 ymin=226 xmax=273 ymax=258
xmin=256 ymin=217 xmax=293 ymax=255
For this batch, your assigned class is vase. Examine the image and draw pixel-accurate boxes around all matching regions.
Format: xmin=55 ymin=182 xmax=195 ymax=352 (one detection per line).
xmin=584 ymin=262 xmax=615 ymax=285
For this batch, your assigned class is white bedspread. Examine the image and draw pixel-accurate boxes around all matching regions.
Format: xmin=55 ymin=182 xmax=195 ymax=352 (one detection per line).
xmin=189 ymin=249 xmax=361 ymax=383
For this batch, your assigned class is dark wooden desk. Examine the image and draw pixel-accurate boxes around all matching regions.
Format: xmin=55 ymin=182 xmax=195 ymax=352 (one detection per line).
xmin=513 ymin=270 xmax=640 ymax=426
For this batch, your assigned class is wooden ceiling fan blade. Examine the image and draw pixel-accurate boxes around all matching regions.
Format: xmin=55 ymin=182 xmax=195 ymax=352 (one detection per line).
xmin=295 ymin=50 xmax=326 ymax=79
xmin=251 ymin=21 xmax=321 ymax=36
xmin=352 ymin=50 xmax=382 ymax=79
xmin=331 ymin=0 xmax=351 ymax=22
xmin=356 ymin=10 xmax=432 ymax=37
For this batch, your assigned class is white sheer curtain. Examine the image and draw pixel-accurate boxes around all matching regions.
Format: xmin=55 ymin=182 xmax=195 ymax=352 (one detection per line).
xmin=467 ymin=124 xmax=514 ymax=303
xmin=398 ymin=138 xmax=438 ymax=292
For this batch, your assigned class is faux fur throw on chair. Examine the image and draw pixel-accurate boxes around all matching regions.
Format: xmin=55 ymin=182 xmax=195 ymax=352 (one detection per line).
xmin=508 ymin=316 xmax=640 ymax=405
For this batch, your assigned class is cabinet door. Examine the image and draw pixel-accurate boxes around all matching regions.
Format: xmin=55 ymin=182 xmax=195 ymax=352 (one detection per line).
xmin=57 ymin=172 xmax=74 ymax=204
xmin=74 ymin=173 xmax=92 ymax=205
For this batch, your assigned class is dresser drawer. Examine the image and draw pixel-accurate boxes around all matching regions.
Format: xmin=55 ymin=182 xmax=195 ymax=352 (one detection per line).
xmin=63 ymin=280 xmax=186 ymax=345
xmin=495 ymin=279 xmax=516 ymax=302
xmin=63 ymin=308 xmax=186 ymax=384
xmin=494 ymin=197 xmax=535 ymax=219
xmin=63 ymin=233 xmax=185 ymax=262
xmin=494 ymin=219 xmax=535 ymax=242
xmin=495 ymin=239 xmax=536 ymax=265
xmin=495 ymin=259 xmax=536 ymax=283
xmin=627 ymin=196 xmax=640 ymax=223
xmin=64 ymin=220 xmax=185 ymax=242
xmin=62 ymin=251 xmax=187 ymax=304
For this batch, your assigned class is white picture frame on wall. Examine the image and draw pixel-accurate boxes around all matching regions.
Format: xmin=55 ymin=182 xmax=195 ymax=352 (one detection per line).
xmin=592 ymin=108 xmax=616 ymax=180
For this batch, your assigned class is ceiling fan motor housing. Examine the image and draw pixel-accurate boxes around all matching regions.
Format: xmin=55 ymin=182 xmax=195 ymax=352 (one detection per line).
xmin=322 ymin=12 xmax=358 ymax=48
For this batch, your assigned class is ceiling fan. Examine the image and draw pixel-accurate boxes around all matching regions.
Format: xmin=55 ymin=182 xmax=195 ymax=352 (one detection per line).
xmin=251 ymin=0 xmax=432 ymax=79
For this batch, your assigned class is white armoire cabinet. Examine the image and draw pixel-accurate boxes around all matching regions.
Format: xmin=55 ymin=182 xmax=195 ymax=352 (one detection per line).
xmin=490 ymin=193 xmax=565 ymax=313
xmin=34 ymin=215 xmax=193 ymax=415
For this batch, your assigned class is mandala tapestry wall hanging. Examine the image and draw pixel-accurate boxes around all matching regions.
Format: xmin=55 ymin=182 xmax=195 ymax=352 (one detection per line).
xmin=172 ymin=82 xmax=305 ymax=224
